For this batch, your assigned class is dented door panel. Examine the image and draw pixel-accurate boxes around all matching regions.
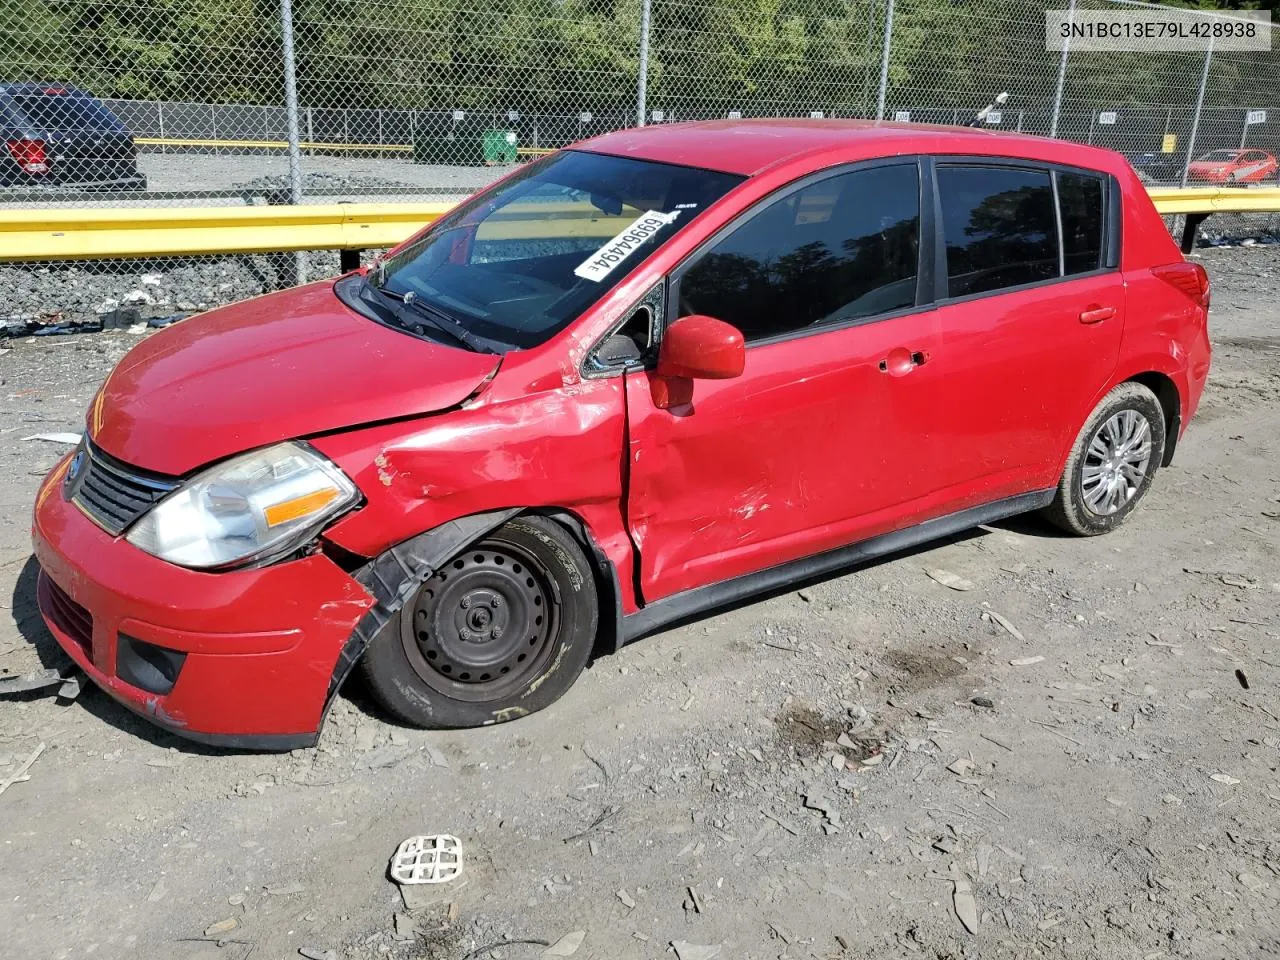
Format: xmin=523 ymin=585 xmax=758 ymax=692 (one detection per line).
xmin=623 ymin=310 xmax=944 ymax=603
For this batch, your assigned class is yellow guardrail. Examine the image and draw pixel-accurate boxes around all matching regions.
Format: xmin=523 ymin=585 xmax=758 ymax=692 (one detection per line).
xmin=0 ymin=186 xmax=1276 ymax=264
xmin=135 ymin=136 xmax=554 ymax=158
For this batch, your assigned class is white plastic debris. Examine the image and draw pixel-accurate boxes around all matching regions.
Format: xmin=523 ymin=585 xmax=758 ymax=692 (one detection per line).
xmin=22 ymin=432 xmax=81 ymax=445
xmin=389 ymin=834 xmax=463 ymax=885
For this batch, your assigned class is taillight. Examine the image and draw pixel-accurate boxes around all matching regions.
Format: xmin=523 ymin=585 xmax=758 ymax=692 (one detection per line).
xmin=6 ymin=139 xmax=49 ymax=175
xmin=1153 ymin=261 xmax=1210 ymax=309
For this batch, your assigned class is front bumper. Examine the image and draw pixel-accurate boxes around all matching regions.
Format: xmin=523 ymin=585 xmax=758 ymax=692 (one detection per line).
xmin=31 ymin=456 xmax=374 ymax=749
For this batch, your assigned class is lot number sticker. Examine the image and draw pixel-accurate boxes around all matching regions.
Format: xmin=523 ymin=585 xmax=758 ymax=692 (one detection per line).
xmin=574 ymin=210 xmax=681 ymax=282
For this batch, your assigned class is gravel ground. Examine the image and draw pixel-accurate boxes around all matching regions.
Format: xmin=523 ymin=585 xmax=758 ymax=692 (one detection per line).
xmin=1 ymin=246 xmax=1279 ymax=960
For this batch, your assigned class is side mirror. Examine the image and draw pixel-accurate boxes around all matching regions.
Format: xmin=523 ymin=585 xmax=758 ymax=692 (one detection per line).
xmin=651 ymin=315 xmax=745 ymax=410
xmin=656 ymin=315 xmax=745 ymax=380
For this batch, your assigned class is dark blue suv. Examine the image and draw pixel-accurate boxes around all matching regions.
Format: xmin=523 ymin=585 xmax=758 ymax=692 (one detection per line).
xmin=1 ymin=82 xmax=146 ymax=190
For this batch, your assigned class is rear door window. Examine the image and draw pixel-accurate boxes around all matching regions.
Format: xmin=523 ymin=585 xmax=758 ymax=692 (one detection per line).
xmin=1056 ymin=171 xmax=1105 ymax=275
xmin=11 ymin=93 xmax=122 ymax=131
xmin=678 ymin=162 xmax=921 ymax=341
xmin=937 ymin=165 xmax=1058 ymax=298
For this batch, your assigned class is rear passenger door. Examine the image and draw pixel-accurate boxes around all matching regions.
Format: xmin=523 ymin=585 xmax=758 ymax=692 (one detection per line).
xmin=927 ymin=161 xmax=1125 ymax=506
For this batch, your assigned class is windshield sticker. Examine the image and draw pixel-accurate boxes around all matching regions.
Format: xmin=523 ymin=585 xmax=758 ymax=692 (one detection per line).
xmin=573 ymin=210 xmax=681 ymax=283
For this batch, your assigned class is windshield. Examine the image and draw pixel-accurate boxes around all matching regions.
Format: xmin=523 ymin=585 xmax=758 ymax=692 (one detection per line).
xmin=1200 ymin=150 xmax=1241 ymax=162
xmin=376 ymin=150 xmax=743 ymax=350
xmin=12 ymin=92 xmax=125 ymax=131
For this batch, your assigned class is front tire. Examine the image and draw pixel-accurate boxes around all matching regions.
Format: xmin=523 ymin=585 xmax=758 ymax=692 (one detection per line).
xmin=360 ymin=515 xmax=599 ymax=729
xmin=1043 ymin=382 xmax=1166 ymax=537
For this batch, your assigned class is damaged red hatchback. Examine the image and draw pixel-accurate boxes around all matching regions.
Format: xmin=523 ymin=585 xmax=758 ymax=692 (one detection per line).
xmin=33 ymin=120 xmax=1211 ymax=748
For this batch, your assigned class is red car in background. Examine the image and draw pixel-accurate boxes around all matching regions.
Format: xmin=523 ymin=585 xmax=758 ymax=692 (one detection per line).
xmin=1186 ymin=148 xmax=1278 ymax=184
xmin=32 ymin=120 xmax=1211 ymax=749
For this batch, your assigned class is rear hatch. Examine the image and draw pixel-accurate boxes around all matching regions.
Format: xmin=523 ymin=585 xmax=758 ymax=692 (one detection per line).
xmin=8 ymin=88 xmax=138 ymax=185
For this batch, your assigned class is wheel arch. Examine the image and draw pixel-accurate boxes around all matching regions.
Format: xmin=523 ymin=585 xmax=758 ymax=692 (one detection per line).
xmin=318 ymin=506 xmax=623 ymax=732
xmin=1123 ymin=370 xmax=1181 ymax=466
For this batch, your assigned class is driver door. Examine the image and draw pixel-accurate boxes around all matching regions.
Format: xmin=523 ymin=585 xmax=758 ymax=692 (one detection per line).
xmin=624 ymin=160 xmax=951 ymax=602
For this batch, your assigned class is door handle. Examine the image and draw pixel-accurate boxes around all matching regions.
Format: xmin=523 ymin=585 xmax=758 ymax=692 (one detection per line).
xmin=1079 ymin=304 xmax=1116 ymax=324
xmin=878 ymin=348 xmax=929 ymax=376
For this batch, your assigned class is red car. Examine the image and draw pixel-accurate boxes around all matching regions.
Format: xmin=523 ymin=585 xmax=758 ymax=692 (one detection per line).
xmin=32 ymin=120 xmax=1211 ymax=748
xmin=1186 ymin=148 xmax=1278 ymax=184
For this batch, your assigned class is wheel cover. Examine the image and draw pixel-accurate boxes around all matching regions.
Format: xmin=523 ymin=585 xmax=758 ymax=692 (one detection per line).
xmin=401 ymin=540 xmax=559 ymax=702
xmin=1080 ymin=409 xmax=1152 ymax=516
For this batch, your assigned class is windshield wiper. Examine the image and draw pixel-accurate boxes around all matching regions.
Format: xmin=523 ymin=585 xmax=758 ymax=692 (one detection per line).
xmin=362 ymin=277 xmax=497 ymax=354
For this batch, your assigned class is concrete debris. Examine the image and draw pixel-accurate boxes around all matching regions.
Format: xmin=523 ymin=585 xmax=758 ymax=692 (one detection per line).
xmin=671 ymin=941 xmax=722 ymax=960
xmin=391 ymin=912 xmax=416 ymax=941
xmin=203 ymin=918 xmax=238 ymax=937
xmin=925 ymin=568 xmax=974 ymax=591
xmin=1210 ymin=774 xmax=1241 ymax=785
xmin=543 ymin=930 xmax=586 ymax=957
xmin=299 ymin=949 xmax=336 ymax=960
xmin=616 ymin=889 xmax=636 ymax=909
xmin=949 ymin=863 xmax=979 ymax=934
xmin=981 ymin=608 xmax=1026 ymax=642
xmin=946 ymin=758 xmax=976 ymax=776
xmin=1010 ymin=656 xmax=1045 ymax=666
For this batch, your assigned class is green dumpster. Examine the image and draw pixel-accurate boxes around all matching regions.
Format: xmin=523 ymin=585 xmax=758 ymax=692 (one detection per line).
xmin=482 ymin=129 xmax=519 ymax=165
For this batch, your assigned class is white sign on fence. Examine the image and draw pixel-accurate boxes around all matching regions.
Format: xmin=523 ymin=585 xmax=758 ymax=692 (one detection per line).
xmin=1098 ymin=111 xmax=1118 ymax=125
xmin=1246 ymin=110 xmax=1267 ymax=125
xmin=894 ymin=110 xmax=911 ymax=122
xmin=651 ymin=110 xmax=665 ymax=122
xmin=507 ymin=110 xmax=520 ymax=121
xmin=452 ymin=110 xmax=465 ymax=121
xmin=985 ymin=110 xmax=1002 ymax=125
xmin=809 ymin=111 xmax=824 ymax=118
xmin=727 ymin=110 xmax=742 ymax=119
xmin=579 ymin=112 xmax=592 ymax=123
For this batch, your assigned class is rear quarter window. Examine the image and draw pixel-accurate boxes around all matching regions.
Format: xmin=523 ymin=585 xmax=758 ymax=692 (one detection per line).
xmin=1057 ymin=171 xmax=1104 ymax=275
xmin=11 ymin=93 xmax=123 ymax=130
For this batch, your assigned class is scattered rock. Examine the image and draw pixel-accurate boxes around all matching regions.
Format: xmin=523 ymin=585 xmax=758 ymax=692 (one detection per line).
xmin=204 ymin=918 xmax=238 ymax=937
xmin=544 ymin=930 xmax=586 ymax=957
xmin=926 ymin=568 xmax=974 ymax=591
xmin=671 ymin=941 xmax=722 ymax=960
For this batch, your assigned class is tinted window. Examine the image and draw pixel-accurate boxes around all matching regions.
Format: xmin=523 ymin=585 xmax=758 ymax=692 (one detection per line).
xmin=1057 ymin=172 xmax=1104 ymax=275
xmin=12 ymin=93 xmax=123 ymax=131
xmin=678 ymin=164 xmax=919 ymax=341
xmin=938 ymin=165 xmax=1058 ymax=298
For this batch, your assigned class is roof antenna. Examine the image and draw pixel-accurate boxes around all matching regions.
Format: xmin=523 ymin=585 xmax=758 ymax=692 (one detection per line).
xmin=968 ymin=92 xmax=1009 ymax=128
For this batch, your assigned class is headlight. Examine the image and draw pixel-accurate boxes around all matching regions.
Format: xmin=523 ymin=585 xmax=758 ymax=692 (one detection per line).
xmin=126 ymin=442 xmax=358 ymax=569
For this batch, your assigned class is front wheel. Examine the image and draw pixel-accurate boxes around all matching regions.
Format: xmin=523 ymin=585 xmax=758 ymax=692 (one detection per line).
xmin=359 ymin=515 xmax=599 ymax=728
xmin=1043 ymin=382 xmax=1166 ymax=537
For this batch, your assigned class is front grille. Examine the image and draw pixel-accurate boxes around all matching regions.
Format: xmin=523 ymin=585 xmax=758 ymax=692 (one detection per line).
xmin=41 ymin=573 xmax=93 ymax=653
xmin=66 ymin=440 xmax=178 ymax=535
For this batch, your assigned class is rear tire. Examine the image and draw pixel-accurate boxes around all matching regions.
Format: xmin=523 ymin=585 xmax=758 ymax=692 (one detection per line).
xmin=1043 ymin=382 xmax=1166 ymax=537
xmin=359 ymin=515 xmax=598 ymax=729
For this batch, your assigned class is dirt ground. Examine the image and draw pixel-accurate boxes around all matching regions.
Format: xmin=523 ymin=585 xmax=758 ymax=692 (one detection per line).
xmin=2 ymin=245 xmax=1279 ymax=960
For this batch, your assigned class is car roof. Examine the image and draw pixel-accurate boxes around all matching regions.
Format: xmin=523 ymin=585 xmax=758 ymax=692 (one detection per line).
xmin=576 ymin=118 xmax=1125 ymax=177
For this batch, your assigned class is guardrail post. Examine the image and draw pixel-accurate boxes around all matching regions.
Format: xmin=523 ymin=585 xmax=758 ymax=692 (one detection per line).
xmin=280 ymin=0 xmax=307 ymax=284
xmin=637 ymin=0 xmax=651 ymax=127
xmin=1181 ymin=34 xmax=1214 ymax=189
xmin=875 ymin=0 xmax=894 ymax=121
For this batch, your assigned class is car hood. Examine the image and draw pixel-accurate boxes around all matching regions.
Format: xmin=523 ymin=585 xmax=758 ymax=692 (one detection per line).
xmin=88 ymin=281 xmax=500 ymax=475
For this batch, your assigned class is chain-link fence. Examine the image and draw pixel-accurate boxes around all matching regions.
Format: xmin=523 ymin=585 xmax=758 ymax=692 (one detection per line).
xmin=1 ymin=0 xmax=1277 ymax=324
xmin=2 ymin=0 xmax=1278 ymax=208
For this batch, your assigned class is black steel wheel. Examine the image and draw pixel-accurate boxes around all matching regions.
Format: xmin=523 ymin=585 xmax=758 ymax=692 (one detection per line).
xmin=401 ymin=540 xmax=559 ymax=701
xmin=360 ymin=515 xmax=599 ymax=729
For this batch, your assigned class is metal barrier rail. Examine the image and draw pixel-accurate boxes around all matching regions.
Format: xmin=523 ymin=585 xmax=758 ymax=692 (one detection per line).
xmin=2 ymin=186 xmax=1277 ymax=267
xmin=134 ymin=136 xmax=555 ymax=159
